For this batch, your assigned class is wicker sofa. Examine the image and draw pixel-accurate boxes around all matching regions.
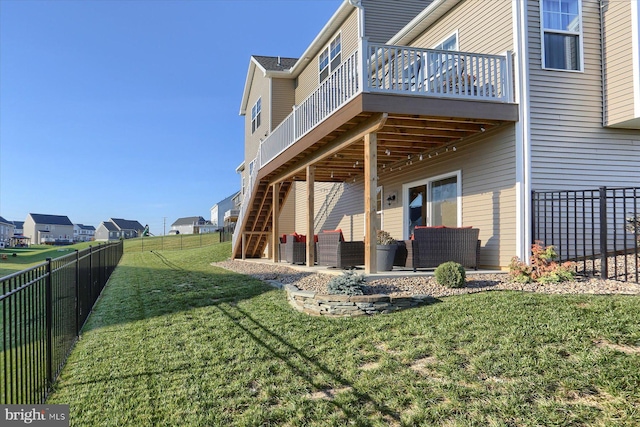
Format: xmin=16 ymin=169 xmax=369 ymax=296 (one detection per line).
xmin=317 ymin=230 xmax=365 ymax=269
xmin=394 ymin=227 xmax=480 ymax=271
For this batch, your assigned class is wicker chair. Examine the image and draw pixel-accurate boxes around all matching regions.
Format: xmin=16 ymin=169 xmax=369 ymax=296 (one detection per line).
xmin=282 ymin=234 xmax=317 ymax=264
xmin=317 ymin=230 xmax=364 ymax=269
xmin=409 ymin=227 xmax=480 ymax=271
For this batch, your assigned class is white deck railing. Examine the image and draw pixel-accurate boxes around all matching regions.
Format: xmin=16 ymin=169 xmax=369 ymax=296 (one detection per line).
xmin=233 ymin=42 xmax=513 ymax=250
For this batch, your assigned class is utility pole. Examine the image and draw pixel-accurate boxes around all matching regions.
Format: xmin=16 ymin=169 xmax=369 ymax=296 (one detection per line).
xmin=163 ymin=217 xmax=167 ymax=236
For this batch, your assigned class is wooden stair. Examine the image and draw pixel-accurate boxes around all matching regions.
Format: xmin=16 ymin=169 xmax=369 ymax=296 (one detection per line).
xmin=232 ymin=179 xmax=292 ymax=259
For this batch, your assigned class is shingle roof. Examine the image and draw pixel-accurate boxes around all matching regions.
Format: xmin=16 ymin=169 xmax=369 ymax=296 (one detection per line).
xmin=29 ymin=213 xmax=73 ymax=226
xmin=12 ymin=221 xmax=24 ymax=228
xmin=0 ymin=216 xmax=10 ymax=225
xmin=109 ymin=218 xmax=144 ymax=231
xmin=76 ymin=224 xmax=96 ymax=231
xmin=253 ymin=55 xmax=298 ymax=72
xmin=100 ymin=221 xmax=118 ymax=231
xmin=171 ymin=216 xmax=206 ymax=226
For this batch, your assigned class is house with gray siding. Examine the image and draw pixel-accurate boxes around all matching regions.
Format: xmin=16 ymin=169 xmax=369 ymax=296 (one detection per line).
xmin=170 ymin=216 xmax=216 ymax=235
xmin=210 ymin=192 xmax=240 ymax=230
xmin=0 ymin=216 xmax=15 ymax=248
xmin=24 ymin=213 xmax=74 ymax=245
xmin=95 ymin=218 xmax=144 ymax=241
xmin=233 ymin=0 xmax=640 ymax=272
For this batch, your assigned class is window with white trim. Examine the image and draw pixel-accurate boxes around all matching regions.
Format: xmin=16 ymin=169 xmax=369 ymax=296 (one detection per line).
xmin=541 ymin=0 xmax=582 ymax=71
xmin=319 ymin=34 xmax=341 ymax=83
xmin=251 ymin=97 xmax=261 ymax=134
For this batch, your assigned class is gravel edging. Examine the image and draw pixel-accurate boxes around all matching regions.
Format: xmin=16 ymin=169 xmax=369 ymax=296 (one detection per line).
xmin=213 ymin=259 xmax=640 ymax=298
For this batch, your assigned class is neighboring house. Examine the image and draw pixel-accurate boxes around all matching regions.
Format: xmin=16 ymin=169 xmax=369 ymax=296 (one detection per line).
xmin=170 ymin=216 xmax=217 ymax=235
xmin=233 ymin=0 xmax=640 ymax=273
xmin=94 ymin=218 xmax=144 ymax=241
xmin=210 ymin=192 xmax=241 ymax=230
xmin=24 ymin=213 xmax=74 ymax=245
xmin=12 ymin=221 xmax=24 ymax=236
xmin=0 ymin=216 xmax=15 ymax=248
xmin=73 ymin=224 xmax=96 ymax=242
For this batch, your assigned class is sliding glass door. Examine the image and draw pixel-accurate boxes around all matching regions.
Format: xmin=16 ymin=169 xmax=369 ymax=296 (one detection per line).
xmin=403 ymin=171 xmax=461 ymax=238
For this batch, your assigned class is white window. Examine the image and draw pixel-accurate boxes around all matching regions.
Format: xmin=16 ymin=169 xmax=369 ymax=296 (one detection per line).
xmin=251 ymin=97 xmax=261 ymax=134
xmin=429 ymin=32 xmax=459 ymax=78
xmin=541 ymin=0 xmax=582 ymax=71
xmin=319 ymin=34 xmax=341 ymax=83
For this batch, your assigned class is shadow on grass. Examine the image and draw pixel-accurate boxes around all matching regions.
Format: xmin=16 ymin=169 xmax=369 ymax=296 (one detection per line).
xmin=214 ymin=303 xmax=402 ymax=422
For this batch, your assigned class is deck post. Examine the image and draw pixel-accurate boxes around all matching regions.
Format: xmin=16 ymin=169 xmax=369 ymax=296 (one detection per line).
xmin=307 ymin=166 xmax=316 ymax=267
xmin=364 ymin=132 xmax=377 ymax=274
xmin=272 ymin=183 xmax=280 ymax=262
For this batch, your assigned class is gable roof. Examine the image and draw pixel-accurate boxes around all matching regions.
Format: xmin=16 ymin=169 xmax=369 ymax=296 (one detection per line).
xmin=12 ymin=221 xmax=23 ymax=228
xmin=239 ymin=1 xmax=354 ymax=115
xmin=76 ymin=224 xmax=96 ymax=231
xmin=0 ymin=216 xmax=11 ymax=225
xmin=29 ymin=213 xmax=73 ymax=226
xmin=253 ymin=55 xmax=298 ymax=72
xmin=99 ymin=221 xmax=118 ymax=231
xmin=171 ymin=216 xmax=206 ymax=226
xmin=109 ymin=218 xmax=144 ymax=231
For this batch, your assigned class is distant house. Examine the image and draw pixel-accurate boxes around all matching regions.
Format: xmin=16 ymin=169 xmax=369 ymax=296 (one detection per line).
xmin=0 ymin=216 xmax=15 ymax=248
xmin=11 ymin=221 xmax=24 ymax=236
xmin=170 ymin=216 xmax=217 ymax=235
xmin=24 ymin=213 xmax=74 ymax=245
xmin=94 ymin=218 xmax=145 ymax=241
xmin=210 ymin=191 xmax=240 ymax=230
xmin=73 ymin=224 xmax=96 ymax=242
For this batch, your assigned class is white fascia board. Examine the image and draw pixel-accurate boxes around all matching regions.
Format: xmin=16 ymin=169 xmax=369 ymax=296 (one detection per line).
xmin=239 ymin=57 xmax=269 ymax=116
xmin=388 ymin=0 xmax=461 ymax=45
xmin=289 ymin=1 xmax=354 ymax=77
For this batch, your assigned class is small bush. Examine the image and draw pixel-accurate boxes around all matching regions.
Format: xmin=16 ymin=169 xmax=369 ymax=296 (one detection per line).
xmin=509 ymin=241 xmax=576 ymax=284
xmin=434 ymin=261 xmax=466 ymax=288
xmin=376 ymin=230 xmax=396 ymax=245
xmin=327 ymin=271 xmax=366 ymax=296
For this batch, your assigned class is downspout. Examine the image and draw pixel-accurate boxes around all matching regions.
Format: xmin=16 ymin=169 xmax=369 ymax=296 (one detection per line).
xmin=349 ymin=0 xmax=366 ymax=92
xmin=513 ymin=0 xmax=532 ymax=262
xmin=600 ymin=0 xmax=607 ymax=127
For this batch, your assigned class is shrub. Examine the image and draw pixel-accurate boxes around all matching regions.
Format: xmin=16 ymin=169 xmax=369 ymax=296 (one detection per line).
xmin=376 ymin=230 xmax=396 ymax=245
xmin=434 ymin=261 xmax=466 ymax=288
xmin=509 ymin=241 xmax=576 ymax=284
xmin=326 ymin=271 xmax=366 ymax=296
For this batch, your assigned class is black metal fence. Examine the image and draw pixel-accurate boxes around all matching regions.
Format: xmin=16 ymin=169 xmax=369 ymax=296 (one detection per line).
xmin=0 ymin=241 xmax=123 ymax=404
xmin=532 ymin=187 xmax=639 ymax=282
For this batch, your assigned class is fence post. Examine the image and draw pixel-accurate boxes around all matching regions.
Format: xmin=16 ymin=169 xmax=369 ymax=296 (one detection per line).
xmin=45 ymin=258 xmax=53 ymax=387
xmin=599 ymin=187 xmax=608 ymax=279
xmin=75 ymin=250 xmax=80 ymax=336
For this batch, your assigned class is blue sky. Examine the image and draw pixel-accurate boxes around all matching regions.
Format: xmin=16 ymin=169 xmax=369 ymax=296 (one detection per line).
xmin=0 ymin=0 xmax=340 ymax=234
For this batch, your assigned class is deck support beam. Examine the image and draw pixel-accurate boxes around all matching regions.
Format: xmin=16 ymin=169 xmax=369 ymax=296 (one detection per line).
xmin=272 ymin=183 xmax=280 ymax=262
xmin=364 ymin=132 xmax=377 ymax=274
xmin=306 ymin=166 xmax=316 ymax=267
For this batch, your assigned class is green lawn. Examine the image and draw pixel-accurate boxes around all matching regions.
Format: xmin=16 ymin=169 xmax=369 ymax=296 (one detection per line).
xmin=0 ymin=242 xmax=97 ymax=277
xmin=47 ymin=242 xmax=640 ymax=426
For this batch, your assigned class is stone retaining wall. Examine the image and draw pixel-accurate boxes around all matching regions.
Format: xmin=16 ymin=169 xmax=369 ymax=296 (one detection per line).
xmin=284 ymin=284 xmax=433 ymax=317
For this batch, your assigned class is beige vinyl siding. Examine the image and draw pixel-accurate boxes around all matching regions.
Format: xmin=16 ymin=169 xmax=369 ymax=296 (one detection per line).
xmin=270 ymin=78 xmax=295 ymax=130
xmin=602 ymin=0 xmax=635 ymax=126
xmin=289 ymin=126 xmax=517 ymax=268
xmin=295 ymin=10 xmax=359 ymax=105
xmin=362 ymin=0 xmax=434 ymax=44
xmin=244 ymin=67 xmax=270 ymax=175
xmin=376 ymin=126 xmax=517 ymax=268
xmin=527 ymin=0 xmax=640 ymax=190
xmin=409 ymin=0 xmax=513 ymax=54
